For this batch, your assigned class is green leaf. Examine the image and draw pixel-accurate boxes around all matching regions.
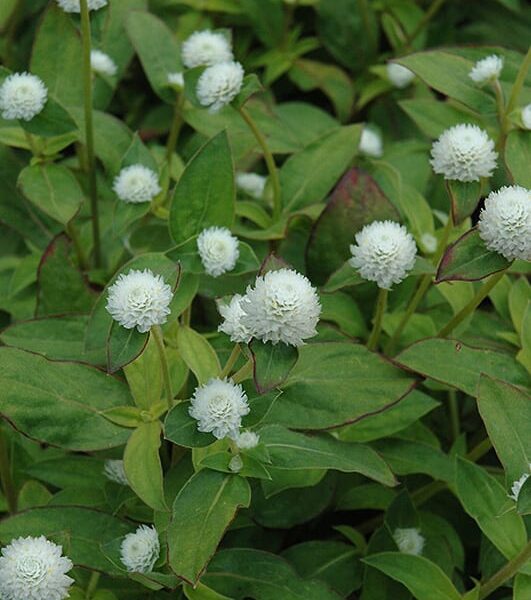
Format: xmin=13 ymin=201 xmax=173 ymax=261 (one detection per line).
xmin=250 ymin=341 xmax=299 ymax=394
xmin=124 ymin=421 xmax=168 ymax=512
xmin=447 ymin=180 xmax=481 ymax=224
xmin=107 ymin=321 xmax=149 ymax=375
xmin=320 ymin=291 xmax=367 ymax=338
xmin=101 ymin=406 xmax=143 ymax=428
xmin=20 ymin=97 xmax=77 ymax=138
xmin=240 ymin=0 xmax=284 ymax=47
xmin=176 ymin=326 xmax=221 ymax=384
xmin=164 ymin=401 xmax=215 ymax=448
xmin=514 ymin=574 xmax=531 ymax=600
xmin=517 ymin=301 xmax=531 ymax=372
xmin=169 ymin=131 xmax=234 ymax=245
xmin=362 ymin=553 xmax=461 ymax=600
xmin=124 ymin=336 xmax=162 ymax=409
xmin=233 ymin=74 xmax=264 ymax=109
xmin=506 ymin=129 xmax=531 ymax=187
xmin=516 ymin=477 xmax=531 ymax=515
xmin=321 ymin=262 xmax=365 ymax=293
xmin=167 ymin=469 xmax=251 ymax=584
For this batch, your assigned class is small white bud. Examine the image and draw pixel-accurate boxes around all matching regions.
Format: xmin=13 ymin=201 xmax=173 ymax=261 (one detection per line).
xmin=103 ymin=459 xmax=128 ymax=485
xmin=359 ymin=127 xmax=383 ymax=158
xmin=236 ymin=172 xmax=267 ymax=200
xmin=181 ymin=30 xmax=233 ymax=69
xmin=0 ymin=72 xmax=47 ymax=121
xmin=217 ymin=294 xmax=252 ymax=343
xmin=393 ymin=528 xmax=425 ymax=556
xmin=90 ymin=50 xmax=117 ymax=77
xmin=113 ymin=164 xmax=161 ymax=204
xmin=387 ymin=63 xmax=415 ymax=88
xmin=56 ymin=0 xmax=107 ymax=12
xmin=120 ymin=525 xmax=159 ymax=573
xmin=197 ymin=226 xmax=240 ymax=277
xmin=469 ymin=55 xmax=503 ymax=85
xmin=197 ymin=61 xmax=244 ymax=113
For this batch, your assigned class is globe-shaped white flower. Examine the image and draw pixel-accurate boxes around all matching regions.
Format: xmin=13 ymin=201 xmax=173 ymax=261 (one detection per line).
xmin=0 ymin=536 xmax=74 ymax=600
xmin=235 ymin=430 xmax=260 ymax=450
xmin=181 ymin=30 xmax=233 ymax=69
xmin=217 ymin=294 xmax=252 ymax=343
xmin=189 ymin=378 xmax=250 ymax=440
xmin=469 ymin=55 xmax=503 ymax=85
xmin=0 ymin=72 xmax=47 ymax=121
xmin=167 ymin=72 xmax=184 ymax=88
xmin=240 ymin=268 xmax=321 ymax=347
xmin=509 ymin=468 xmax=531 ymax=502
xmin=236 ymin=172 xmax=267 ymax=200
xmin=90 ymin=50 xmax=117 ymax=77
xmin=522 ymin=104 xmax=531 ymax=130
xmin=420 ymin=232 xmax=438 ymax=254
xmin=349 ymin=221 xmax=417 ymax=290
xmin=113 ymin=164 xmax=161 ymax=204
xmin=478 ymin=185 xmax=531 ymax=261
xmin=430 ymin=124 xmax=497 ymax=182
xmin=197 ymin=226 xmax=240 ymax=277
xmin=103 ymin=459 xmax=128 ymax=485
xmin=56 ymin=0 xmax=107 ymax=12
xmin=196 ymin=61 xmax=244 ymax=113
xmin=106 ymin=269 xmax=173 ymax=333
xmin=359 ymin=127 xmax=383 ymax=158
xmin=120 ymin=525 xmax=159 ymax=574
xmin=393 ymin=528 xmax=425 ymax=556
xmin=387 ymin=62 xmax=415 ymax=89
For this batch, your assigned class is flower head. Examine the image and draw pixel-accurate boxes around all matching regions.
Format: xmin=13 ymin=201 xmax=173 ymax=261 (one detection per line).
xmin=181 ymin=30 xmax=233 ymax=68
xmin=167 ymin=72 xmax=184 ymax=88
xmin=349 ymin=221 xmax=417 ymax=289
xmin=430 ymin=124 xmax=497 ymax=182
xmin=197 ymin=61 xmax=244 ymax=113
xmin=522 ymin=104 xmax=531 ymax=130
xmin=509 ymin=468 xmax=531 ymax=502
xmin=103 ymin=459 xmax=128 ymax=485
xmin=393 ymin=528 xmax=425 ymax=556
xmin=421 ymin=232 xmax=438 ymax=254
xmin=236 ymin=172 xmax=267 ymax=200
xmin=90 ymin=50 xmax=117 ymax=77
xmin=106 ymin=269 xmax=173 ymax=333
xmin=387 ymin=62 xmax=415 ymax=88
xmin=0 ymin=72 xmax=47 ymax=121
xmin=0 ymin=536 xmax=74 ymax=600
xmin=359 ymin=127 xmax=383 ymax=158
xmin=120 ymin=525 xmax=159 ymax=573
xmin=189 ymin=378 xmax=250 ymax=440
xmin=217 ymin=294 xmax=252 ymax=343
xmin=113 ymin=164 xmax=161 ymax=204
xmin=235 ymin=430 xmax=260 ymax=449
xmin=469 ymin=55 xmax=503 ymax=85
xmin=197 ymin=226 xmax=239 ymax=277
xmin=478 ymin=185 xmax=531 ymax=261
xmin=240 ymin=268 xmax=321 ymax=347
xmin=56 ymin=0 xmax=107 ymax=12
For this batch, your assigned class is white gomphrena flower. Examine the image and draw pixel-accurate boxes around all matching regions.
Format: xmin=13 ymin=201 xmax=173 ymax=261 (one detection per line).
xmin=217 ymin=294 xmax=252 ymax=343
xmin=387 ymin=62 xmax=415 ymax=89
xmin=56 ymin=0 xmax=107 ymax=12
xmin=106 ymin=269 xmax=173 ymax=333
xmin=236 ymin=172 xmax=267 ymax=200
xmin=189 ymin=378 xmax=250 ymax=440
xmin=167 ymin=72 xmax=184 ymax=88
xmin=421 ymin=232 xmax=438 ymax=254
xmin=393 ymin=528 xmax=425 ymax=556
xmin=0 ymin=536 xmax=74 ymax=600
xmin=0 ymin=72 xmax=47 ymax=121
xmin=197 ymin=61 xmax=244 ymax=113
xmin=522 ymin=104 xmax=531 ymax=130
xmin=235 ymin=430 xmax=260 ymax=450
xmin=469 ymin=55 xmax=504 ymax=85
xmin=103 ymin=459 xmax=128 ymax=485
xmin=181 ymin=30 xmax=233 ymax=69
xmin=430 ymin=124 xmax=497 ymax=182
xmin=90 ymin=49 xmax=117 ymax=77
xmin=197 ymin=226 xmax=240 ymax=277
xmin=508 ymin=468 xmax=531 ymax=501
xmin=120 ymin=525 xmax=159 ymax=574
xmin=113 ymin=164 xmax=161 ymax=204
xmin=241 ymin=269 xmax=321 ymax=347
xmin=349 ymin=221 xmax=417 ymax=290
xmin=478 ymin=185 xmax=531 ymax=261
xmin=359 ymin=127 xmax=383 ymax=158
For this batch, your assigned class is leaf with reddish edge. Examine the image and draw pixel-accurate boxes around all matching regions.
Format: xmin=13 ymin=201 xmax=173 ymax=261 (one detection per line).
xmin=250 ymin=340 xmax=299 ymax=394
xmin=258 ymin=252 xmax=291 ymax=275
xmin=447 ymin=179 xmax=481 ymax=224
xmin=306 ymin=168 xmax=399 ymax=285
xmin=435 ymin=227 xmax=510 ymax=283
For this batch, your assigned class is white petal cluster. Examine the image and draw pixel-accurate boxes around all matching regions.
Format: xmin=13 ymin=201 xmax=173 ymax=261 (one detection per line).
xmin=56 ymin=0 xmax=107 ymax=12
xmin=240 ymin=268 xmax=321 ymax=347
xmin=236 ymin=172 xmax=267 ymax=200
xmin=478 ymin=185 xmax=531 ymax=261
xmin=430 ymin=124 xmax=497 ymax=182
xmin=90 ymin=50 xmax=117 ymax=77
xmin=106 ymin=269 xmax=173 ymax=333
xmin=113 ymin=164 xmax=161 ymax=204
xmin=522 ymin=104 xmax=531 ymax=130
xmin=197 ymin=226 xmax=240 ymax=277
xmin=235 ymin=430 xmax=260 ymax=449
xmin=359 ymin=127 xmax=383 ymax=158
xmin=469 ymin=55 xmax=503 ymax=85
xmin=217 ymin=294 xmax=252 ymax=343
xmin=120 ymin=525 xmax=159 ymax=574
xmin=387 ymin=62 xmax=415 ymax=89
xmin=393 ymin=528 xmax=425 ymax=556
xmin=0 ymin=73 xmax=47 ymax=121
xmin=103 ymin=459 xmax=128 ymax=485
xmin=167 ymin=72 xmax=184 ymax=88
xmin=349 ymin=221 xmax=417 ymax=289
xmin=181 ymin=30 xmax=233 ymax=68
xmin=189 ymin=378 xmax=249 ymax=440
xmin=0 ymin=536 xmax=74 ymax=600
xmin=420 ymin=232 xmax=438 ymax=254
xmin=508 ymin=468 xmax=531 ymax=502
xmin=197 ymin=61 xmax=244 ymax=113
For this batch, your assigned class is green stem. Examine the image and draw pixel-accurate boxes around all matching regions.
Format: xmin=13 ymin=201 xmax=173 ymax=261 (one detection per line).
xmin=232 ymin=359 xmax=253 ymax=384
xmin=80 ymin=0 xmax=101 ymax=268
xmin=66 ymin=222 xmax=89 ymax=270
xmin=220 ymin=344 xmax=241 ymax=379
xmin=467 ymin=437 xmax=492 ymax=463
xmin=506 ymin=47 xmax=531 ymax=116
xmin=437 ymin=268 xmax=509 ymax=338
xmin=24 ymin=130 xmax=39 ymax=156
xmin=493 ymin=79 xmax=509 ymax=157
xmin=238 ymin=106 xmax=281 ymax=221
xmin=0 ymin=429 xmax=17 ymax=514
xmin=367 ymin=288 xmax=388 ymax=352
xmin=400 ymin=0 xmax=446 ymax=52
xmin=85 ymin=572 xmax=100 ymax=599
xmin=152 ymin=325 xmax=173 ymax=409
xmin=478 ymin=540 xmax=531 ymax=599
xmin=448 ymin=389 xmax=459 ymax=442
xmin=165 ymin=93 xmax=184 ymax=180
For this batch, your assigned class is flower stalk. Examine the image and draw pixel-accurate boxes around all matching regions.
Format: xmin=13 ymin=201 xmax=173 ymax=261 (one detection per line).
xmin=478 ymin=540 xmax=531 ymax=599
xmin=152 ymin=325 xmax=173 ymax=410
xmin=220 ymin=344 xmax=241 ymax=379
xmin=0 ymin=429 xmax=17 ymax=514
xmin=367 ymin=288 xmax=388 ymax=351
